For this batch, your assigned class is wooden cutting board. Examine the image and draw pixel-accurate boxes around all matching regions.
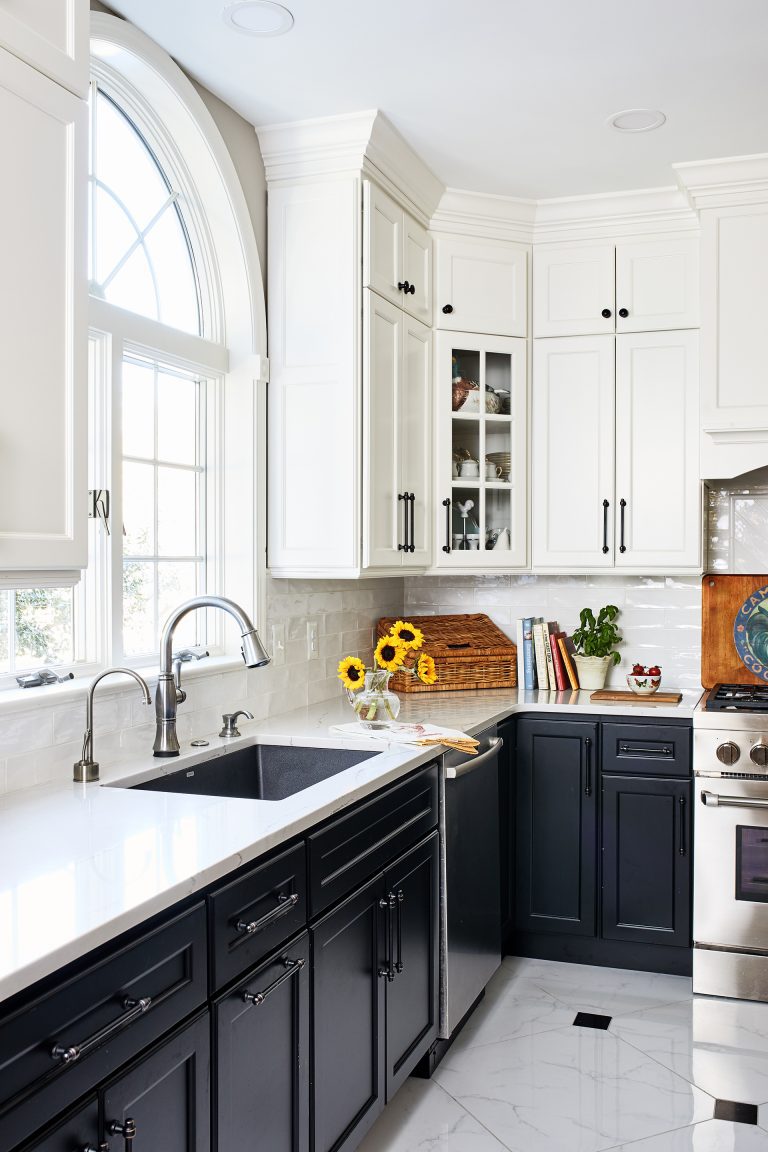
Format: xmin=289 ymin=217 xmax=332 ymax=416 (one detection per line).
xmin=702 ymin=574 xmax=768 ymax=687
xmin=590 ymin=689 xmax=682 ymax=705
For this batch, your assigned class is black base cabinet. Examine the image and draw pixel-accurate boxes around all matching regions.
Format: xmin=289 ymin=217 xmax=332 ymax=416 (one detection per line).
xmin=17 ymin=1100 xmax=99 ymax=1152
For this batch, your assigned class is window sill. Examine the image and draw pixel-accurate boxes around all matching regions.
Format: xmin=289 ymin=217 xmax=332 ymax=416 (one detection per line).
xmin=0 ymin=654 xmax=246 ymax=717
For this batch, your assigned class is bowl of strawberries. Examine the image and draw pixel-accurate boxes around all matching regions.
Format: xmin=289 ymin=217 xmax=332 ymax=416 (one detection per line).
xmin=626 ymin=663 xmax=662 ymax=694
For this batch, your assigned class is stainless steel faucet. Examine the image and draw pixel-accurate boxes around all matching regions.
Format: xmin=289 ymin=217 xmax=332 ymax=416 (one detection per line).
xmin=153 ymin=595 xmax=270 ymax=757
xmin=74 ymin=668 xmax=152 ymax=782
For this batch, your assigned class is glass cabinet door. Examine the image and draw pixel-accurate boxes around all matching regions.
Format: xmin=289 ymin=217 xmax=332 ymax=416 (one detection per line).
xmin=435 ymin=332 xmax=527 ymax=567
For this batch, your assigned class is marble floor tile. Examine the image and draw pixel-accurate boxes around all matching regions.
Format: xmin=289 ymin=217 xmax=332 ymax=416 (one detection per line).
xmin=605 ymin=1118 xmax=768 ymax=1150
xmin=504 ymin=956 xmax=693 ymax=1017
xmin=451 ymin=963 xmax=576 ymax=1050
xmin=611 ymin=997 xmax=768 ymax=1104
xmin=356 ymin=1078 xmax=509 ymax=1152
xmin=434 ymin=1023 xmax=712 ymax=1152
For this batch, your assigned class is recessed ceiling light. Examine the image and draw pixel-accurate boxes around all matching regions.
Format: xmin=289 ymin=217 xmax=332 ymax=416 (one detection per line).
xmin=222 ymin=1 xmax=294 ymax=36
xmin=607 ymin=108 xmax=667 ymax=133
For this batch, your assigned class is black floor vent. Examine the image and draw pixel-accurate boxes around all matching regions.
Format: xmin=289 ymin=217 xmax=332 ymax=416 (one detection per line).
xmin=572 ymin=1012 xmax=611 ymax=1030
xmin=714 ymin=1100 xmax=758 ymax=1125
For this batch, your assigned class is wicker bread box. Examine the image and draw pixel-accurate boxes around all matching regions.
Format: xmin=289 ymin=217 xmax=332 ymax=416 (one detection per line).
xmin=377 ymin=613 xmax=517 ymax=693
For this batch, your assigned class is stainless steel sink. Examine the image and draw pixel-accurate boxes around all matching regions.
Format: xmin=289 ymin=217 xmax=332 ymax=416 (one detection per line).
xmin=122 ymin=743 xmax=378 ymax=801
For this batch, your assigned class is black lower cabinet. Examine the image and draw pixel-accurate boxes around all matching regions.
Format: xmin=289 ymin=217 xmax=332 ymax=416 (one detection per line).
xmin=498 ymin=720 xmax=515 ymax=953
xmin=101 ymin=1012 xmax=210 ymax=1152
xmin=17 ymin=1099 xmax=99 ymax=1152
xmin=214 ymin=932 xmax=309 ymax=1152
xmin=515 ymin=718 xmax=598 ymax=937
xmin=602 ymin=774 xmax=691 ymax=948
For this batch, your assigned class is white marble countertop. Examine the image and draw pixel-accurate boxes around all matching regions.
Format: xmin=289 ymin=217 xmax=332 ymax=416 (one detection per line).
xmin=0 ymin=686 xmax=701 ymax=1005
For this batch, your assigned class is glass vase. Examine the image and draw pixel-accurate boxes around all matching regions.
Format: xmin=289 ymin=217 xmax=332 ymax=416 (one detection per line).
xmin=348 ymin=670 xmax=401 ymax=729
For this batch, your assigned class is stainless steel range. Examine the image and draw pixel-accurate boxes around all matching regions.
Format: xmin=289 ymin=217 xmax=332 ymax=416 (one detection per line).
xmin=694 ymin=683 xmax=768 ymax=1000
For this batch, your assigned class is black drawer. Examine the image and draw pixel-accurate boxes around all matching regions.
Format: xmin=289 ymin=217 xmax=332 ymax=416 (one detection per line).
xmin=0 ymin=903 xmax=206 ymax=1151
xmin=208 ymin=842 xmax=307 ymax=991
xmin=308 ymin=763 xmax=439 ymax=917
xmin=602 ymin=723 xmax=691 ymax=777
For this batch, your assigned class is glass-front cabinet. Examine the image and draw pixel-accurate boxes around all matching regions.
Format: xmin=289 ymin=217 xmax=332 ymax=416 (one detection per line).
xmin=434 ymin=332 xmax=527 ymax=568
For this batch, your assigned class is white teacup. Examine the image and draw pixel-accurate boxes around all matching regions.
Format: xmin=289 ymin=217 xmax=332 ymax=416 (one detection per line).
xmin=459 ymin=459 xmax=480 ymax=478
xmin=485 ymin=462 xmax=502 ymax=479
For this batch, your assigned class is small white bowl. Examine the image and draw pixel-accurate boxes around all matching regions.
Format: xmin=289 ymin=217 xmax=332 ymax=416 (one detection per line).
xmin=626 ymin=673 xmax=662 ymax=695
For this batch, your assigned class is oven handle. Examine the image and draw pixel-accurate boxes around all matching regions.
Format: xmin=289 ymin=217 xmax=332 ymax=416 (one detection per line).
xmin=701 ymin=790 xmax=768 ymax=810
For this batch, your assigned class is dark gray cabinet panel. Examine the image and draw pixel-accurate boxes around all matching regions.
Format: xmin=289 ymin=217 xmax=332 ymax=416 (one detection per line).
xmin=214 ymin=932 xmax=309 ymax=1152
xmin=515 ymin=719 xmax=598 ymax=936
xmin=602 ymin=723 xmax=691 ymax=778
xmin=499 ymin=721 xmax=515 ymax=953
xmin=311 ymin=875 xmax=386 ymax=1152
xmin=16 ymin=1098 xmax=98 ymax=1152
xmin=602 ymin=774 xmax=691 ymax=948
xmin=384 ymin=834 xmax=439 ymax=1099
xmin=101 ymin=1012 xmax=210 ymax=1152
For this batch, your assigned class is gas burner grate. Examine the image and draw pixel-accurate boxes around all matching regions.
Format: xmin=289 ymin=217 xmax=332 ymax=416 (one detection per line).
xmin=706 ymin=684 xmax=768 ymax=713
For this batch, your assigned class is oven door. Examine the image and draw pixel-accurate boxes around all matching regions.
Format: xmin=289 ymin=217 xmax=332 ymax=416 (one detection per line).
xmin=695 ymin=777 xmax=768 ymax=951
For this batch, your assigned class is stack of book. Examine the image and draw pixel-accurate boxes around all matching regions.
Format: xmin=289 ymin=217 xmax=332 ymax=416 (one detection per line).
xmin=515 ymin=618 xmax=580 ymax=692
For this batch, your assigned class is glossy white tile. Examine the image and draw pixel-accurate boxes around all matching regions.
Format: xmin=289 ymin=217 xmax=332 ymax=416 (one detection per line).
xmin=608 ymin=1119 xmax=768 ymax=1151
xmin=357 ymin=1079 xmax=510 ymax=1152
xmin=504 ymin=956 xmax=693 ymax=1016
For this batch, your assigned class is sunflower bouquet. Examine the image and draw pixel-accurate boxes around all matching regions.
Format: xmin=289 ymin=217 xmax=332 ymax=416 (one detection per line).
xmin=338 ymin=620 xmax=437 ymax=724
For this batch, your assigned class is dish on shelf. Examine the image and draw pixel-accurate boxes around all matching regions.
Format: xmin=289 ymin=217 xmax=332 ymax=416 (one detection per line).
xmin=486 ymin=451 xmax=511 ymax=480
xmin=452 ymin=376 xmax=480 ymax=412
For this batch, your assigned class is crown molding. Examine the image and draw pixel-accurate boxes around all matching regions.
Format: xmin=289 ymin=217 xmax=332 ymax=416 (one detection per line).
xmin=256 ymin=110 xmax=444 ymax=224
xmin=431 ymin=188 xmax=536 ymax=244
xmin=675 ymin=154 xmax=768 ymax=210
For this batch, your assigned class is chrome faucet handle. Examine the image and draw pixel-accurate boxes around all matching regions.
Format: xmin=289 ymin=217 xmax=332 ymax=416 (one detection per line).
xmin=219 ymin=710 xmax=254 ymax=738
xmin=172 ymin=658 xmax=187 ymax=705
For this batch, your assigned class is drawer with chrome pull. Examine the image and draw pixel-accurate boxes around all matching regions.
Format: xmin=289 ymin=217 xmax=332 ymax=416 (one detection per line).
xmin=208 ymin=842 xmax=307 ymax=991
xmin=0 ymin=903 xmax=206 ymax=1151
xmin=602 ymin=722 xmax=691 ymax=778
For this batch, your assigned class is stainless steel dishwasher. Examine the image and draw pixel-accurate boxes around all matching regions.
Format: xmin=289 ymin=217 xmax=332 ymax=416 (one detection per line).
xmin=439 ymin=725 xmax=502 ymax=1042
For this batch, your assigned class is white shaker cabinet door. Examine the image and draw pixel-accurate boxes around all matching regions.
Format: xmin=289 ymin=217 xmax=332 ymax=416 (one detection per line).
xmin=0 ymin=0 xmax=88 ymax=96
xmin=400 ymin=315 xmax=432 ymax=567
xmin=533 ymin=244 xmax=615 ymax=337
xmin=614 ymin=331 xmax=700 ymax=570
xmin=363 ymin=292 xmax=403 ymax=569
xmin=434 ymin=235 xmax=527 ymax=337
xmin=615 ymin=239 xmax=699 ymax=333
xmin=402 ymin=212 xmax=431 ymax=325
xmin=0 ymin=48 xmax=87 ymax=573
xmin=532 ymin=336 xmax=615 ymax=568
xmin=363 ymin=181 xmax=402 ymax=311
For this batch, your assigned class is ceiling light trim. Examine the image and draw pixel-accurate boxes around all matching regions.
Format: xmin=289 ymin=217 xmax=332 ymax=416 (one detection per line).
xmin=222 ymin=1 xmax=294 ymax=37
xmin=607 ymin=108 xmax=667 ymax=133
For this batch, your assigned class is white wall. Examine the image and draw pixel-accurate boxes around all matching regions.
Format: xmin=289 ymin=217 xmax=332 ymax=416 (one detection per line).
xmin=405 ymin=573 xmax=702 ymax=692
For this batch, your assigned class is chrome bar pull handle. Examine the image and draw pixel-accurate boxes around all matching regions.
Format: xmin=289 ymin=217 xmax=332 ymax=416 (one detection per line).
xmin=442 ymin=498 xmax=451 ymax=553
xmin=584 ymin=737 xmax=593 ymax=796
xmin=679 ymin=795 xmax=686 ymax=856
xmin=242 ymin=956 xmax=305 ymax=1006
xmin=395 ymin=890 xmax=404 ymax=973
xmin=51 ymin=996 xmax=151 ymax=1065
xmin=235 ymin=891 xmax=299 ymax=936
xmin=701 ymin=790 xmax=768 ymax=810
xmin=108 ymin=1118 xmax=136 ymax=1152
xmin=378 ymin=894 xmax=396 ymax=981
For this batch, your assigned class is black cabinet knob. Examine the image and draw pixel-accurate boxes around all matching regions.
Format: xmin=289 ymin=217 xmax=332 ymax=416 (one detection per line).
xmin=442 ymin=304 xmax=453 ymax=314
xmin=618 ymin=307 xmax=629 ymax=318
xmin=601 ymin=308 xmax=612 ymax=318
xmin=397 ymin=280 xmax=411 ymax=293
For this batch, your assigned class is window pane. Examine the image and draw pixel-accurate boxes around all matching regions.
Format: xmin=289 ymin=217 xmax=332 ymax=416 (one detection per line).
xmin=123 ymin=360 xmax=155 ymax=459
xmin=123 ymin=562 xmax=155 ymax=657
xmin=106 ymin=247 xmax=158 ymax=320
xmin=145 ymin=208 xmax=200 ymax=335
xmin=0 ymin=593 xmax=8 ymax=674
xmin=157 ymin=372 xmax=197 ymax=465
xmin=93 ymin=185 xmax=137 ymax=288
xmin=158 ymin=563 xmax=198 ymax=646
xmin=123 ymin=461 xmax=155 ymax=555
xmin=14 ymin=589 xmax=74 ymax=666
xmin=95 ymin=92 xmax=169 ymax=230
xmin=157 ymin=467 xmax=197 ymax=556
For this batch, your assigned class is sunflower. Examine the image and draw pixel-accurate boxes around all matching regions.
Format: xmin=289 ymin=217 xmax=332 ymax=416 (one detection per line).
xmin=374 ymin=634 xmax=406 ymax=672
xmin=417 ymin=653 xmax=437 ymax=685
xmin=337 ymin=656 xmax=366 ymax=691
xmin=390 ymin=620 xmax=424 ymax=651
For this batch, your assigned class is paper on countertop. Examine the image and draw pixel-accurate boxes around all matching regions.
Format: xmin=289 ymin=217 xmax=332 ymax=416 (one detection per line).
xmin=329 ymin=721 xmax=475 ymax=745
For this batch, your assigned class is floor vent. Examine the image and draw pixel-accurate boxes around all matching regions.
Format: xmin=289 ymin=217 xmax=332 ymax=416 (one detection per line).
xmin=714 ymin=1100 xmax=758 ymax=1125
xmin=572 ymin=1012 xmax=611 ymax=1030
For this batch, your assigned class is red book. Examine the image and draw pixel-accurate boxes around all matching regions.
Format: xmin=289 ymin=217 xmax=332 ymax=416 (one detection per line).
xmin=547 ymin=622 xmax=567 ymax=691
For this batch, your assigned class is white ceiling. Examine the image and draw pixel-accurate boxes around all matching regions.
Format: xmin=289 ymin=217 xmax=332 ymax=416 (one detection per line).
xmin=103 ymin=0 xmax=768 ymax=200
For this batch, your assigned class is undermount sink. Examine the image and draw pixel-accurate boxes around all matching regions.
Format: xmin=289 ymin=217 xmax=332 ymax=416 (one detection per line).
xmin=121 ymin=743 xmax=378 ymax=802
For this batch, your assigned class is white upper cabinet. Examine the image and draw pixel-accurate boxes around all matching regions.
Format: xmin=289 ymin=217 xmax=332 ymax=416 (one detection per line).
xmin=0 ymin=0 xmax=88 ymax=96
xmin=0 ymin=46 xmax=87 ymax=574
xmin=532 ymin=337 xmax=616 ymax=568
xmin=533 ymin=238 xmax=699 ymax=337
xmin=434 ymin=235 xmax=528 ymax=337
xmin=614 ymin=331 xmax=700 ymax=570
xmin=363 ymin=181 xmax=431 ymax=324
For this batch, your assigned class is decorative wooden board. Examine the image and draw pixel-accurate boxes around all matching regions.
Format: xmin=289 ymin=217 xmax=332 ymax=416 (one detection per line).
xmin=701 ymin=574 xmax=768 ymax=688
xmin=590 ymin=689 xmax=683 ymax=705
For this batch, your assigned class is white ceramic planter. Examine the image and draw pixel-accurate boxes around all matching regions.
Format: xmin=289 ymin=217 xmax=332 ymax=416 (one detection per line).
xmin=572 ymin=654 xmax=611 ymax=691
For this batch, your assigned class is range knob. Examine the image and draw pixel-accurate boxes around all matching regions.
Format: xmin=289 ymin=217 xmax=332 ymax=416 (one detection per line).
xmin=751 ymin=742 xmax=768 ymax=768
xmin=716 ymin=741 xmax=741 ymax=766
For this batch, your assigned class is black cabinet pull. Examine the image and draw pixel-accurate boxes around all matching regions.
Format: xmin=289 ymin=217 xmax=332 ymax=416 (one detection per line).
xmin=602 ymin=499 xmax=610 ymax=554
xmin=618 ymin=307 xmax=629 ymax=318
xmin=619 ymin=498 xmax=627 ymax=553
xmin=398 ymin=492 xmax=408 ymax=552
xmin=408 ymin=493 xmax=416 ymax=553
xmin=395 ymin=890 xmax=404 ymax=973
xmin=51 ymin=996 xmax=152 ymax=1065
xmin=397 ymin=280 xmax=413 ymax=294
xmin=407 ymin=282 xmax=415 ymax=295
xmin=442 ymin=304 xmax=453 ymax=314
xmin=601 ymin=308 xmax=612 ymax=318
xmin=378 ymin=894 xmax=397 ymax=981
xmin=584 ymin=737 xmax=592 ymax=796
xmin=619 ymin=744 xmax=673 ymax=757
xmin=235 ymin=891 xmax=299 ymax=936
xmin=442 ymin=497 xmax=451 ymax=553
xmin=679 ymin=796 xmax=686 ymax=856
xmin=108 ymin=1119 xmax=136 ymax=1152
xmin=242 ymin=956 xmax=305 ymax=1006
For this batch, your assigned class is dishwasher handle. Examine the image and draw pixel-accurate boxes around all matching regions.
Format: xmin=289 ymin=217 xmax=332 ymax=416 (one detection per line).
xmin=445 ymin=737 xmax=503 ymax=779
